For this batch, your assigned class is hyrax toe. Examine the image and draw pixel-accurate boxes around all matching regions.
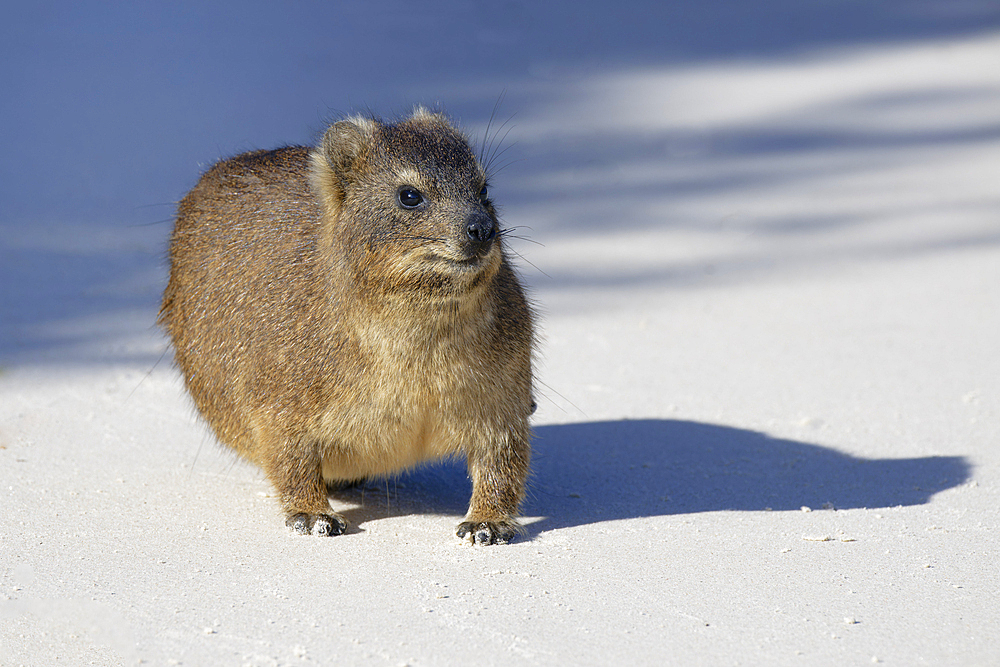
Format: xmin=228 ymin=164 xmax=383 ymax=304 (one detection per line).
xmin=285 ymin=512 xmax=347 ymax=537
xmin=456 ymin=520 xmax=522 ymax=545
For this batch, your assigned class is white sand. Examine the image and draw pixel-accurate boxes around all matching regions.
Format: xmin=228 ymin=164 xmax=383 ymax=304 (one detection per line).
xmin=2 ymin=3 xmax=999 ymax=665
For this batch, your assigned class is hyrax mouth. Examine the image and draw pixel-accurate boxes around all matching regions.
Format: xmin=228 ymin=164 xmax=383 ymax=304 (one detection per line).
xmin=421 ymin=212 xmax=500 ymax=270
xmin=424 ymin=248 xmax=492 ymax=270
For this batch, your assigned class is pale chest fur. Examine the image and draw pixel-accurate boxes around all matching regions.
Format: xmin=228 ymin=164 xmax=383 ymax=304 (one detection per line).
xmin=314 ymin=300 xmax=506 ymax=481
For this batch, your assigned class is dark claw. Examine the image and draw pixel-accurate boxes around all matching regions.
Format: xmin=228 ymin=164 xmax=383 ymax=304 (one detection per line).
xmin=286 ymin=513 xmax=312 ymax=535
xmin=456 ymin=521 xmax=517 ymax=545
xmin=285 ymin=512 xmax=346 ymax=536
xmin=475 ymin=527 xmax=493 ymax=545
xmin=311 ymin=514 xmax=346 ymax=536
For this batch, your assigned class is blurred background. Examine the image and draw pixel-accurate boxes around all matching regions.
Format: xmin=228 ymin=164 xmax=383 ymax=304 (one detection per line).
xmin=1 ymin=0 xmax=998 ymax=366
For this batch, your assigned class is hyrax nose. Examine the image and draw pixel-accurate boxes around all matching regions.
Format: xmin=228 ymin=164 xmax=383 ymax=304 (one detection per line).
xmin=465 ymin=212 xmax=497 ymax=250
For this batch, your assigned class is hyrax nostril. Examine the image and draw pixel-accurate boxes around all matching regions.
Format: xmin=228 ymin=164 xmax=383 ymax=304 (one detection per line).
xmin=466 ymin=215 xmax=497 ymax=245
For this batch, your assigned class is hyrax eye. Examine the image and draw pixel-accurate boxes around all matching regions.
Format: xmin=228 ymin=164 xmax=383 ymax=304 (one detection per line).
xmin=397 ymin=188 xmax=424 ymax=209
xmin=478 ymin=185 xmax=489 ymax=202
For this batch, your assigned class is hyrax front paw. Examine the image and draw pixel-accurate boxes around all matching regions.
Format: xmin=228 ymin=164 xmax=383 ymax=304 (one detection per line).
xmin=456 ymin=520 xmax=521 ymax=545
xmin=285 ymin=512 xmax=347 ymax=536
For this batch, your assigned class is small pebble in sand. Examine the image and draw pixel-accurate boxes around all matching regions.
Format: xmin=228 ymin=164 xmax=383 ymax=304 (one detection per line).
xmin=803 ymin=535 xmax=832 ymax=541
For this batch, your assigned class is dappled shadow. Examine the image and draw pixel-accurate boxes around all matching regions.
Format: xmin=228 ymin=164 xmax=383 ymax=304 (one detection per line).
xmin=335 ymin=419 xmax=970 ymax=537
xmin=3 ymin=2 xmax=998 ymax=363
xmin=528 ymin=227 xmax=1000 ymax=295
xmin=0 ymin=240 xmax=163 ymax=366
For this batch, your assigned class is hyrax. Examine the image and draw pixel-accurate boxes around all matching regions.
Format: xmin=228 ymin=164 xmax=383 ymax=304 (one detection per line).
xmin=160 ymin=109 xmax=535 ymax=545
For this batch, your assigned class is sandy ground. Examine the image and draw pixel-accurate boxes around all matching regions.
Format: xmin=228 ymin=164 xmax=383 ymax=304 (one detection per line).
xmin=2 ymin=3 xmax=999 ymax=665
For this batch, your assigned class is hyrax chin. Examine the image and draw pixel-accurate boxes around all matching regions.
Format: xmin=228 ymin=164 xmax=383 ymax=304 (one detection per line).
xmin=160 ymin=109 xmax=535 ymax=545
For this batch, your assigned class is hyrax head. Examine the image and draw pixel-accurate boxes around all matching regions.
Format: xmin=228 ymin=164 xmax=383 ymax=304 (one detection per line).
xmin=311 ymin=109 xmax=502 ymax=297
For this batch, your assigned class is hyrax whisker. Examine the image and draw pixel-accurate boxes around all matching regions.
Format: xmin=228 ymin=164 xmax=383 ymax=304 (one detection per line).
xmin=484 ymin=121 xmax=517 ymax=176
xmin=479 ymin=90 xmax=507 ymax=166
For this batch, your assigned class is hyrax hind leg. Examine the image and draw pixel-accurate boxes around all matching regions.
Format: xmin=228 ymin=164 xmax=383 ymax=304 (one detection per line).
xmin=260 ymin=441 xmax=346 ymax=537
xmin=458 ymin=428 xmax=530 ymax=545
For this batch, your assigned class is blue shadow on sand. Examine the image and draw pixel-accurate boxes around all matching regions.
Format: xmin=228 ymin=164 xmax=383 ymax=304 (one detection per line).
xmin=340 ymin=419 xmax=970 ymax=536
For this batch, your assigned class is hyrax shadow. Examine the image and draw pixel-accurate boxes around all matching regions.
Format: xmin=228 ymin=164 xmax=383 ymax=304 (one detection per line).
xmin=160 ymin=110 xmax=535 ymax=545
xmin=361 ymin=419 xmax=970 ymax=538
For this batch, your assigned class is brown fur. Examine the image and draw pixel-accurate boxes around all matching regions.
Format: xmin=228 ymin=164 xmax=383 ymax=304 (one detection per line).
xmin=160 ymin=110 xmax=535 ymax=544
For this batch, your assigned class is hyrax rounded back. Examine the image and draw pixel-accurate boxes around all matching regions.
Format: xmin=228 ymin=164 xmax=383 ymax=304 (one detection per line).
xmin=160 ymin=109 xmax=535 ymax=544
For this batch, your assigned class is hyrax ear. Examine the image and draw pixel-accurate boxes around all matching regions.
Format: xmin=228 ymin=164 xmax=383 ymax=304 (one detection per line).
xmin=410 ymin=106 xmax=447 ymax=124
xmin=320 ymin=117 xmax=377 ymax=178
